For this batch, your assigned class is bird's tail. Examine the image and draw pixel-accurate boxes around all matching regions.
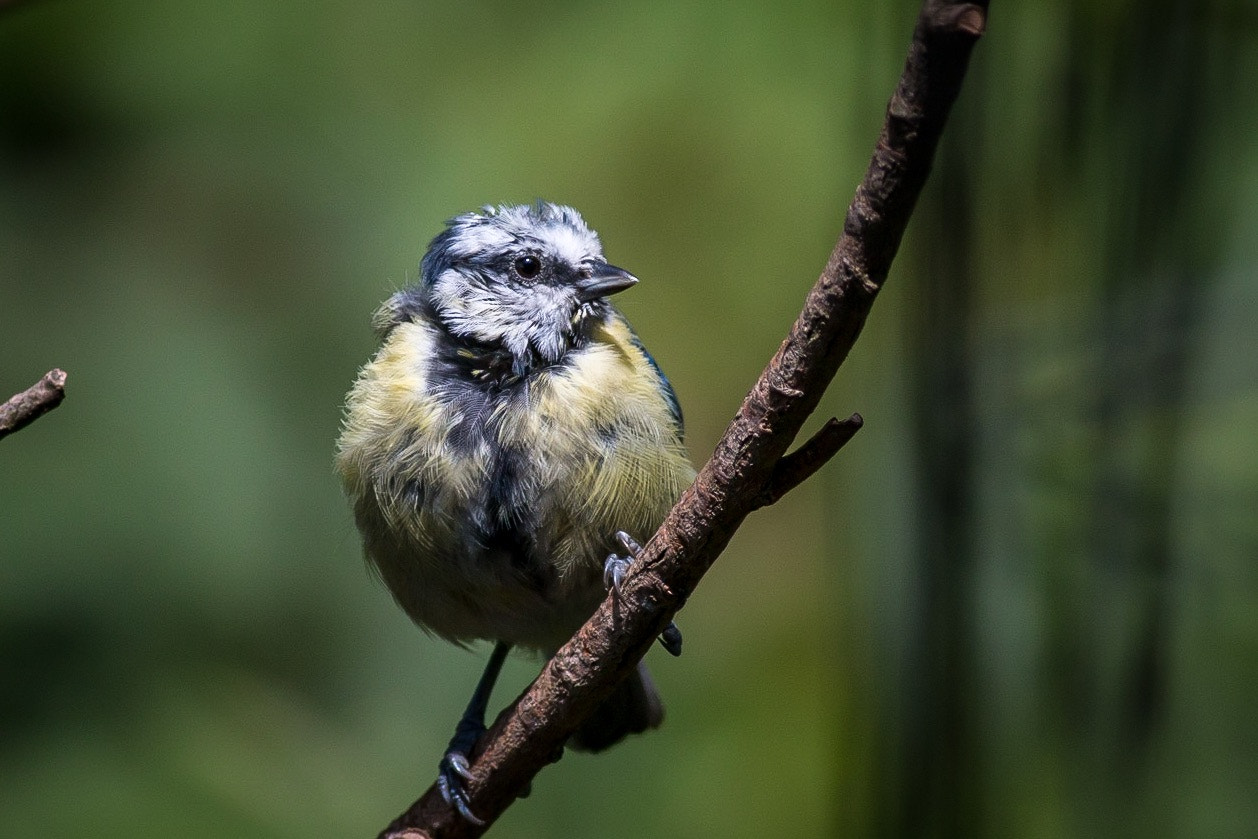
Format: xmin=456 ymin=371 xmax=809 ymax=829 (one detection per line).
xmin=570 ymin=661 xmax=664 ymax=752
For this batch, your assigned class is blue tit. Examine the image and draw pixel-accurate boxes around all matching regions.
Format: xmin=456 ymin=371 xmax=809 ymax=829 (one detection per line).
xmin=335 ymin=201 xmax=694 ymax=820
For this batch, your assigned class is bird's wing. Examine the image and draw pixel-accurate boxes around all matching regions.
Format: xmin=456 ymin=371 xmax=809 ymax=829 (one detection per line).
xmin=624 ymin=326 xmax=684 ymax=441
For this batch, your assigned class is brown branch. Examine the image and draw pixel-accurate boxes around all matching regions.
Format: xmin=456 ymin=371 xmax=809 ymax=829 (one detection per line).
xmin=380 ymin=2 xmax=987 ymax=835
xmin=755 ymin=413 xmax=865 ymax=510
xmin=0 ymin=369 xmax=67 ymax=441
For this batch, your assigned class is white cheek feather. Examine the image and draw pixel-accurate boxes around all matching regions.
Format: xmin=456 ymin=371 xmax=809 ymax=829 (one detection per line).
xmin=432 ymin=268 xmax=583 ymax=363
xmin=519 ymin=285 xmax=578 ymax=361
xmin=431 ymin=270 xmax=523 ymax=353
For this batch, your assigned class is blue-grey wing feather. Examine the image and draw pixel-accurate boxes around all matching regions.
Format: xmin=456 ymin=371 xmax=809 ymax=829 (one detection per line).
xmin=625 ymin=329 xmax=684 ymax=440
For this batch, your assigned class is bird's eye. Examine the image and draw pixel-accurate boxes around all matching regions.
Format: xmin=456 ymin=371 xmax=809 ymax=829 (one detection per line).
xmin=513 ymin=255 xmax=541 ymax=280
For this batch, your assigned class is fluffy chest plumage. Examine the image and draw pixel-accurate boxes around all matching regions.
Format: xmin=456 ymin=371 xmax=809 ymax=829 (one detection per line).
xmin=335 ymin=313 xmax=694 ymax=647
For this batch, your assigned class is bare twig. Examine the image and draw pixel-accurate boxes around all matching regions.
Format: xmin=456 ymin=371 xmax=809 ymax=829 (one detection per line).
xmin=755 ymin=413 xmax=865 ymax=509
xmin=380 ymin=1 xmax=987 ymax=835
xmin=0 ymin=369 xmax=67 ymax=441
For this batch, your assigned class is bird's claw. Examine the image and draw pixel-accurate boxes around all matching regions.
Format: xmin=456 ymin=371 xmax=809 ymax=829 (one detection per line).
xmin=438 ymin=712 xmax=489 ymax=825
xmin=444 ymin=751 xmax=473 ymax=781
xmin=606 ymin=531 xmax=685 ymax=656
xmin=659 ymin=620 xmax=683 ymax=656
xmin=603 ymin=553 xmax=631 ymax=593
xmin=615 ymin=530 xmax=643 ymax=557
xmin=437 ymin=750 xmax=484 ymax=825
xmin=604 ymin=530 xmax=644 ymax=593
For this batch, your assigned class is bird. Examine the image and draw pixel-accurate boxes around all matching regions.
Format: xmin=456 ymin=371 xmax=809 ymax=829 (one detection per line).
xmin=334 ymin=201 xmax=695 ymax=822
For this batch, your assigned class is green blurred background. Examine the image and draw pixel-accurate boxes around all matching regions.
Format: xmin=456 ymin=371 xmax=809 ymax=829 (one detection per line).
xmin=3 ymin=0 xmax=1256 ymax=836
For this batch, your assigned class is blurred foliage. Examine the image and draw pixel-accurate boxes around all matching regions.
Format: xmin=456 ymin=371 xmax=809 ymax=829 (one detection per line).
xmin=2 ymin=1 xmax=1256 ymax=837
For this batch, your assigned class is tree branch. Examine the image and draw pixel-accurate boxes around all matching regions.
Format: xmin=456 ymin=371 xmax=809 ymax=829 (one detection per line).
xmin=755 ymin=413 xmax=865 ymax=510
xmin=0 ymin=369 xmax=67 ymax=441
xmin=379 ymin=2 xmax=987 ymax=835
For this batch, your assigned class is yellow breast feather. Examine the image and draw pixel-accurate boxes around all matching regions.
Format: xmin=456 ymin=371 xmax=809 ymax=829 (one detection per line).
xmin=335 ymin=319 xmax=484 ymax=553
xmin=501 ymin=315 xmax=694 ymax=576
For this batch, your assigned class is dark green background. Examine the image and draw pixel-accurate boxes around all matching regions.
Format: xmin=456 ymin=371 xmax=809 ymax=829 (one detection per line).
xmin=3 ymin=1 xmax=1255 ymax=836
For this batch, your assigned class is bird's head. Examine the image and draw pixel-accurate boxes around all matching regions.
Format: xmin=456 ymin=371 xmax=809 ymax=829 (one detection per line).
xmin=413 ymin=202 xmax=637 ymax=365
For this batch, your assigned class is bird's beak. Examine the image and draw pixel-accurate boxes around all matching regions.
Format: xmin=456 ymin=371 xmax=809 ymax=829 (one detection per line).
xmin=574 ymin=263 xmax=638 ymax=303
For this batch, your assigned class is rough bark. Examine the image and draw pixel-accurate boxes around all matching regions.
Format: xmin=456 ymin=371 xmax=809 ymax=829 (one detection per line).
xmin=0 ymin=370 xmax=67 ymax=441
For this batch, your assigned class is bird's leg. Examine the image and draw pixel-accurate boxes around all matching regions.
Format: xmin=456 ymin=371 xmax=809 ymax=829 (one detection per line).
xmin=437 ymin=641 xmax=511 ymax=824
xmin=604 ymin=531 xmax=684 ymax=657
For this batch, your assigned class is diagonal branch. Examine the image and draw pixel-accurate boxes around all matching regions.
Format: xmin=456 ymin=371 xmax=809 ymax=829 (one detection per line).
xmin=0 ymin=369 xmax=68 ymax=441
xmin=379 ymin=2 xmax=987 ymax=835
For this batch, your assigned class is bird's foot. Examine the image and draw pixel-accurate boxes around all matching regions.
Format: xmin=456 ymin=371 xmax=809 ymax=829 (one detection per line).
xmin=658 ymin=620 xmax=683 ymax=656
xmin=602 ymin=554 xmax=631 ymax=592
xmin=603 ymin=531 xmax=644 ymax=593
xmin=437 ymin=718 xmax=486 ymax=824
xmin=604 ymin=530 xmax=684 ymax=657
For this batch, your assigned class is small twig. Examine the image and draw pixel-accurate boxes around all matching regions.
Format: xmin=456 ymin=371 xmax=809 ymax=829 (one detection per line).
xmin=0 ymin=369 xmax=67 ymax=441
xmin=755 ymin=413 xmax=864 ymax=509
xmin=379 ymin=1 xmax=987 ymax=835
